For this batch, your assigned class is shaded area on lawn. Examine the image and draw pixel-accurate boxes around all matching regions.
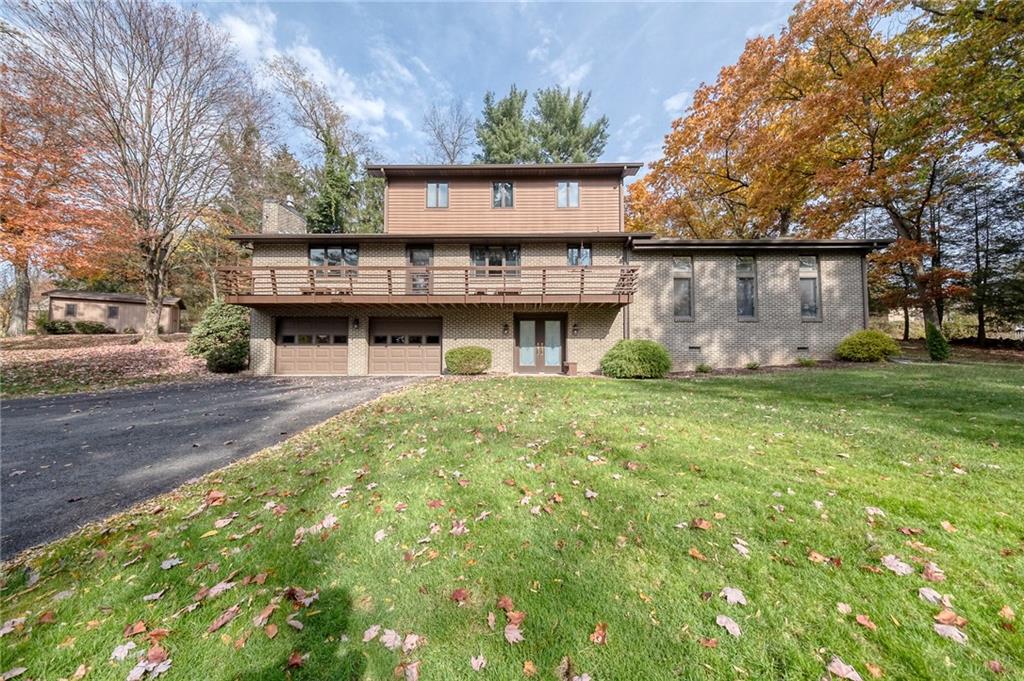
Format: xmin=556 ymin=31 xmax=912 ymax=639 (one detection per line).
xmin=2 ymin=363 xmax=1022 ymax=680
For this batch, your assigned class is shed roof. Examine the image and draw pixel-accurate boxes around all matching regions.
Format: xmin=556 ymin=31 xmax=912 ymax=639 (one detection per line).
xmin=44 ymin=290 xmax=186 ymax=308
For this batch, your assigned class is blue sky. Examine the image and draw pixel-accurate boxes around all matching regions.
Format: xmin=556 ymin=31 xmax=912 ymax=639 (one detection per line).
xmin=205 ymin=1 xmax=794 ymax=175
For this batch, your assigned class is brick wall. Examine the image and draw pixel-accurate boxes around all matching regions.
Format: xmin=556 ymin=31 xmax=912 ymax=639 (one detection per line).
xmin=627 ymin=251 xmax=866 ymax=370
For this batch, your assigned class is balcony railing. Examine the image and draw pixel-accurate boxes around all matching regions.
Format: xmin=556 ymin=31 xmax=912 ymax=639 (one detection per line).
xmin=217 ymin=265 xmax=639 ymax=306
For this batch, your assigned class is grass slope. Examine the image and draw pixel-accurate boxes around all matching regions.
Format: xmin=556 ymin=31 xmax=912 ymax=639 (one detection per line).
xmin=2 ymin=364 xmax=1022 ymax=680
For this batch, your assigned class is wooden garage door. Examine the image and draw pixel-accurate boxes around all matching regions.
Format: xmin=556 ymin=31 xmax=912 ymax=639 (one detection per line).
xmin=276 ymin=317 xmax=348 ymax=375
xmin=369 ymin=318 xmax=442 ymax=375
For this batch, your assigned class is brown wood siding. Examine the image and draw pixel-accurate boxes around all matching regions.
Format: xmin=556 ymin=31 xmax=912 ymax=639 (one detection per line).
xmin=48 ymin=297 xmax=179 ymax=333
xmin=385 ymin=177 xmax=622 ymax=234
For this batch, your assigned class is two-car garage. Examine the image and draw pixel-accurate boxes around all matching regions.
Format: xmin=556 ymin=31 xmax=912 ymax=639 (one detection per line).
xmin=273 ymin=316 xmax=441 ymax=375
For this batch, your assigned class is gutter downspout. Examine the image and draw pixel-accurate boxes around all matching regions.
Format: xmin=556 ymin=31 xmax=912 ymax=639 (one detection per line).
xmin=623 ymin=237 xmax=631 ymax=340
xmin=861 ymin=254 xmax=869 ymax=329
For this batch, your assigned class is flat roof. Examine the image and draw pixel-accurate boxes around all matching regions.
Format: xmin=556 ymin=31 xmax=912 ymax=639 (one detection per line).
xmin=630 ymin=238 xmax=892 ymax=252
xmin=366 ymin=163 xmax=642 ymax=179
xmin=45 ymin=289 xmax=185 ymax=308
xmin=231 ymin=232 xmax=651 ymax=244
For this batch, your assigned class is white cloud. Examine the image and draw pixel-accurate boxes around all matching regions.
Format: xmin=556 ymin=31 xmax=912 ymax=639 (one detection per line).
xmin=745 ymin=14 xmax=789 ymax=39
xmin=526 ymin=25 xmax=591 ymax=89
xmin=662 ymin=90 xmax=691 ymax=116
xmin=219 ymin=5 xmax=277 ymax=65
xmin=548 ymin=57 xmax=592 ymax=89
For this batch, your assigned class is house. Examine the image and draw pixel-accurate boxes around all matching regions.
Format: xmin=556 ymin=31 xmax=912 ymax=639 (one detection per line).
xmin=46 ymin=290 xmax=185 ymax=333
xmin=221 ymin=164 xmax=888 ymax=376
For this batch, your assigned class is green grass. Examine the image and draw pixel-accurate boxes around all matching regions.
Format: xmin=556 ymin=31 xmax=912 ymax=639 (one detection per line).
xmin=2 ymin=363 xmax=1023 ymax=680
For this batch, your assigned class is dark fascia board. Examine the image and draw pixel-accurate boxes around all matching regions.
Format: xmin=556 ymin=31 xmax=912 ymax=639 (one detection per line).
xmin=365 ymin=163 xmax=642 ymax=179
xmin=45 ymin=289 xmax=185 ymax=308
xmin=230 ymin=232 xmax=654 ymax=245
xmin=630 ymin=238 xmax=893 ymax=253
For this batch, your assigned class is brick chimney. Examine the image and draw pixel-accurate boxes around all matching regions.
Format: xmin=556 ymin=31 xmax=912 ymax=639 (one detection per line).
xmin=261 ymin=199 xmax=307 ymax=234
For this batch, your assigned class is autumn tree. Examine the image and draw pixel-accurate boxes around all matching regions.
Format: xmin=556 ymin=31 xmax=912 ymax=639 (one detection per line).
xmin=0 ymin=46 xmax=108 ymax=336
xmin=422 ymin=99 xmax=475 ymax=164
xmin=11 ymin=0 xmax=262 ymax=340
xmin=268 ymin=55 xmax=383 ymax=233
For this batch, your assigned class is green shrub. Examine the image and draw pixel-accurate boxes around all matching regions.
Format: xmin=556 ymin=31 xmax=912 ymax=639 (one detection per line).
xmin=834 ymin=329 xmax=900 ymax=362
xmin=925 ymin=321 xmax=951 ymax=361
xmin=797 ymin=357 xmax=818 ymax=367
xmin=41 ymin=319 xmax=75 ymax=335
xmin=600 ymin=339 xmax=671 ymax=379
xmin=33 ymin=312 xmax=50 ymax=334
xmin=445 ymin=346 xmax=492 ymax=375
xmin=205 ymin=341 xmax=248 ymax=373
xmin=186 ymin=301 xmax=250 ymax=359
xmin=74 ymin=321 xmax=116 ymax=334
xmin=122 ymin=327 xmax=137 ymax=334
xmin=745 ymin=361 xmax=760 ymax=370
xmin=695 ymin=363 xmax=713 ymax=374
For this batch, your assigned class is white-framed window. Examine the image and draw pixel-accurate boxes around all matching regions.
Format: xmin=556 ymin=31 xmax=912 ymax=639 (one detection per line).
xmin=557 ymin=180 xmax=580 ymax=208
xmin=736 ymin=256 xmax=757 ymax=320
xmin=673 ymin=256 xmax=693 ymax=320
xmin=492 ymin=181 xmax=514 ymax=208
xmin=799 ymin=255 xmax=821 ymax=320
xmin=567 ymin=243 xmax=592 ymax=266
xmin=426 ymin=182 xmax=448 ymax=208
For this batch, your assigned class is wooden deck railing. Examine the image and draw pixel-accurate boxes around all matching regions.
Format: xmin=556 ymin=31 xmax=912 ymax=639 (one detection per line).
xmin=217 ymin=265 xmax=639 ymax=305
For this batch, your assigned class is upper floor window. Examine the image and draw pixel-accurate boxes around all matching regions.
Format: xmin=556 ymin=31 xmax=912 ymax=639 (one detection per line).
xmin=673 ymin=256 xmax=693 ymax=320
xmin=567 ymin=243 xmax=592 ymax=266
xmin=492 ymin=181 xmax=514 ymax=208
xmin=64 ymin=303 xmax=77 ymax=318
xmin=309 ymin=246 xmax=359 ymax=271
xmin=107 ymin=305 xmax=119 ymax=319
xmin=799 ymin=255 xmax=821 ymax=320
xmin=426 ymin=182 xmax=448 ymax=208
xmin=557 ymin=180 xmax=580 ymax=208
xmin=471 ymin=245 xmax=520 ymax=277
xmin=736 ymin=256 xmax=757 ymax=320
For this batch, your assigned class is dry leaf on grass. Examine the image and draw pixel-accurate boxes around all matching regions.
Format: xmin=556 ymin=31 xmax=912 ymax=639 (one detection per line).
xmin=826 ymin=656 xmax=864 ymax=681
xmin=934 ymin=623 xmax=968 ymax=645
xmin=715 ymin=614 xmax=741 ymax=637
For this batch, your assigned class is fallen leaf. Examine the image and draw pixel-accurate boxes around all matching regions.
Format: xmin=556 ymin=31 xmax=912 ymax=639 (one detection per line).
xmin=362 ymin=624 xmax=381 ymax=643
xmin=403 ymin=634 xmax=422 ymax=653
xmin=400 ymin=660 xmax=421 ymax=681
xmin=998 ymin=605 xmax=1014 ymax=622
xmin=856 ymin=614 xmax=878 ymax=631
xmin=934 ymin=623 xmax=968 ymax=645
xmin=207 ymin=604 xmax=240 ymax=633
xmin=880 ymin=554 xmax=913 ymax=576
xmin=918 ymin=587 xmax=950 ymax=607
xmin=471 ymin=655 xmax=487 ymax=671
xmin=688 ymin=546 xmax=706 ymax=561
xmin=142 ymin=589 xmax=166 ymax=602
xmin=589 ymin=622 xmax=607 ymax=645
xmin=124 ymin=621 xmax=147 ymax=638
xmin=71 ymin=664 xmax=88 ymax=680
xmin=265 ymin=624 xmax=278 ymax=639
xmin=986 ymin=660 xmax=1005 ymax=674
xmin=837 ymin=602 xmax=852 ymax=615
xmin=253 ymin=602 xmax=278 ymax=627
xmin=381 ymin=629 xmax=403 ymax=651
xmin=584 ymin=489 xmax=598 ymax=500
xmin=486 ymin=612 xmax=496 ymax=630
xmin=715 ymin=614 xmax=741 ymax=637
xmin=720 ymin=587 xmax=747 ymax=606
xmin=286 ymin=651 xmax=304 ymax=668
xmin=698 ymin=637 xmax=718 ymax=648
xmin=451 ymin=588 xmax=469 ymax=605
xmin=922 ymin=562 xmax=946 ymax=582
xmin=865 ymin=662 xmax=883 ymax=678
xmin=940 ymin=520 xmax=957 ymax=533
xmin=1 ymin=668 xmax=27 ymax=680
xmin=159 ymin=557 xmax=182 ymax=570
xmin=691 ymin=517 xmax=712 ymax=531
xmin=934 ymin=610 xmax=967 ymax=628
xmin=111 ymin=641 xmax=137 ymax=661
xmin=808 ymin=550 xmax=829 ymax=564
xmin=523 ymin=660 xmax=538 ymax=676
xmin=373 ymin=529 xmax=387 ymax=543
xmin=504 ymin=622 xmax=524 ymax=644
xmin=497 ymin=595 xmax=514 ymax=612
xmin=827 ymin=656 xmax=864 ymax=681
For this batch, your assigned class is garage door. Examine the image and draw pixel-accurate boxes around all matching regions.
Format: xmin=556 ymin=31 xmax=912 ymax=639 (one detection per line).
xmin=276 ymin=317 xmax=348 ymax=375
xmin=369 ymin=318 xmax=442 ymax=375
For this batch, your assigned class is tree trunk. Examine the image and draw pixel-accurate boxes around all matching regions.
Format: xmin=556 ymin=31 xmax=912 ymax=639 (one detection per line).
xmin=903 ymin=305 xmax=910 ymax=341
xmin=141 ymin=265 xmax=164 ymax=342
xmin=6 ymin=265 xmax=31 ymax=337
xmin=885 ymin=204 xmax=941 ymax=328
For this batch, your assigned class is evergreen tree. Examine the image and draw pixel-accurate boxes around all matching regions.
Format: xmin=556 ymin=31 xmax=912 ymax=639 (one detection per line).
xmin=530 ymin=87 xmax=609 ymax=162
xmin=475 ymin=85 xmax=536 ymax=163
xmin=306 ymin=143 xmax=360 ymax=233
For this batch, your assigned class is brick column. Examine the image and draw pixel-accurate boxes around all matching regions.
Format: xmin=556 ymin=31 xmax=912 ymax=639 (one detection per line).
xmin=250 ymin=309 xmax=275 ymax=375
xmin=349 ymin=314 xmax=368 ymax=375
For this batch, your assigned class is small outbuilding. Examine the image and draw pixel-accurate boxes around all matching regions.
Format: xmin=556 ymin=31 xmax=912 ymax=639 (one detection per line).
xmin=45 ymin=290 xmax=185 ymax=334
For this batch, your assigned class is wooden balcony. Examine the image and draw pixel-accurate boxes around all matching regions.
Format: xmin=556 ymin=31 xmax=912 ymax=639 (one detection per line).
xmin=217 ymin=265 xmax=639 ymax=307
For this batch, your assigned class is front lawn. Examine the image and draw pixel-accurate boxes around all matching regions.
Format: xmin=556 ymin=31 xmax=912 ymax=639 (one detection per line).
xmin=0 ymin=335 xmax=207 ymax=398
xmin=2 ymin=363 xmax=1022 ymax=680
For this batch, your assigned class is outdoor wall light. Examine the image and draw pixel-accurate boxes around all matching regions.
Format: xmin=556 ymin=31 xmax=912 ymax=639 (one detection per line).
xmin=571 ymin=322 xmax=579 ymax=337
xmin=502 ymin=322 xmax=510 ymax=336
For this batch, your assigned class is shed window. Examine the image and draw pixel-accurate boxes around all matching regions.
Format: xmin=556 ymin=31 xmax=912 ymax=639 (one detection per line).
xmin=557 ymin=181 xmax=580 ymax=208
xmin=673 ymin=256 xmax=693 ymax=320
xmin=64 ymin=303 xmax=77 ymax=318
xmin=426 ymin=182 xmax=448 ymax=208
xmin=107 ymin=305 xmax=119 ymax=319
xmin=492 ymin=181 xmax=514 ymax=208
xmin=799 ymin=255 xmax=821 ymax=319
xmin=736 ymin=256 xmax=757 ymax=320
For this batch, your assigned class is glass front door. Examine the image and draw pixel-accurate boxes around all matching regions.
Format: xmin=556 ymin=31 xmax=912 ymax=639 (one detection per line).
xmin=407 ymin=247 xmax=433 ymax=294
xmin=515 ymin=317 xmax=564 ymax=374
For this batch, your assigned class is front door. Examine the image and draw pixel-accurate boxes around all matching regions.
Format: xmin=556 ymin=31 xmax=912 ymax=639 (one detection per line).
xmin=515 ymin=316 xmax=565 ymax=374
xmin=407 ymin=246 xmax=433 ymax=294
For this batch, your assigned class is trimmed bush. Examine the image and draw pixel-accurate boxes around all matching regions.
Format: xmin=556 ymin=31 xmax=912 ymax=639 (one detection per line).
xmin=745 ymin=361 xmax=760 ymax=370
xmin=122 ymin=327 xmax=137 ymax=334
xmin=445 ymin=346 xmax=492 ymax=375
xmin=696 ymin=363 xmax=713 ymax=374
xmin=186 ymin=301 xmax=250 ymax=359
xmin=925 ymin=321 xmax=951 ymax=361
xmin=205 ymin=341 xmax=248 ymax=373
xmin=600 ymin=339 xmax=671 ymax=379
xmin=41 ymin=319 xmax=75 ymax=335
xmin=74 ymin=321 xmax=115 ymax=334
xmin=834 ymin=330 xmax=900 ymax=362
xmin=797 ymin=357 xmax=818 ymax=367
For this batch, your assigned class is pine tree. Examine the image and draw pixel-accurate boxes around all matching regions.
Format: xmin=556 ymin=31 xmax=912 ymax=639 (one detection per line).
xmin=475 ymin=85 xmax=536 ymax=163
xmin=530 ymin=87 xmax=609 ymax=162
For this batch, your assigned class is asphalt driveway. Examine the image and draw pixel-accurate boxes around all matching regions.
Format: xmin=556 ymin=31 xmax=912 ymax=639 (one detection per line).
xmin=1 ymin=376 xmax=418 ymax=559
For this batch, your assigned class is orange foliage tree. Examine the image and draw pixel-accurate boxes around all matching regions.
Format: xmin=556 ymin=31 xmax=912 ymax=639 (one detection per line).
xmin=629 ymin=0 xmax=967 ymax=324
xmin=0 ymin=53 xmax=110 ymax=336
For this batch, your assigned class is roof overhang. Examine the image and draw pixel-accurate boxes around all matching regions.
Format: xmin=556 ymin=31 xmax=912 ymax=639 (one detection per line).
xmin=366 ymin=163 xmax=642 ymax=179
xmin=44 ymin=289 xmax=185 ymax=308
xmin=630 ymin=238 xmax=893 ymax=253
xmin=231 ymin=232 xmax=655 ymax=245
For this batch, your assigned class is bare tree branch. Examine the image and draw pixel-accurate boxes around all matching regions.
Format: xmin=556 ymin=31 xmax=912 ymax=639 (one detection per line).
xmin=422 ymin=100 xmax=474 ymax=164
